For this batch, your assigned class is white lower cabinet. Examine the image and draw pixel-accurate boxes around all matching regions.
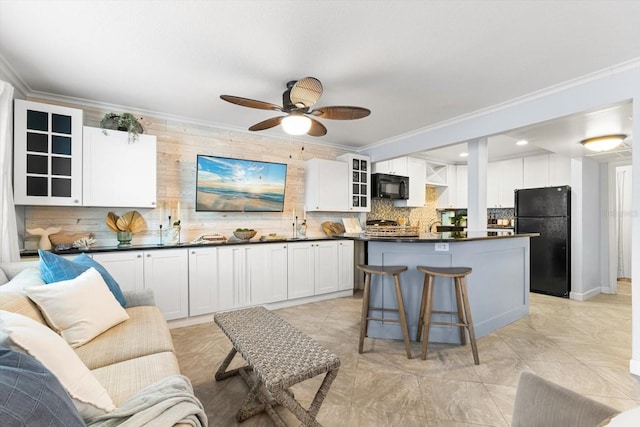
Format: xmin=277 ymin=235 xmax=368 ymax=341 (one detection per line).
xmin=143 ymin=249 xmax=189 ymax=320
xmin=96 ymin=240 xmax=352 ymax=320
xmin=94 ymin=249 xmax=189 ymax=320
xmin=187 ymin=247 xmax=219 ymax=316
xmin=92 ymin=251 xmax=144 ymax=293
xmin=288 ymin=241 xmax=339 ymax=298
xmin=337 ymin=240 xmax=355 ymax=291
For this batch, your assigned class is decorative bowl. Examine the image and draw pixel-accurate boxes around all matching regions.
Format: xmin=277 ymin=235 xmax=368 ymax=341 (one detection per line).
xmin=233 ymin=230 xmax=257 ymax=241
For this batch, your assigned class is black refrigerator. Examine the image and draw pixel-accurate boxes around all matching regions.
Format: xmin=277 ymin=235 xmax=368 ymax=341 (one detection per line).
xmin=515 ymin=186 xmax=571 ymax=298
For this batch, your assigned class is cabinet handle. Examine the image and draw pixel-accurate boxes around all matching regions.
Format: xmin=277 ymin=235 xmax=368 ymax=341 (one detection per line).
xmin=137 ymin=254 xmax=142 ymax=258
xmin=192 ymin=251 xmax=196 ymax=254
xmin=146 ymin=254 xmax=151 ymax=257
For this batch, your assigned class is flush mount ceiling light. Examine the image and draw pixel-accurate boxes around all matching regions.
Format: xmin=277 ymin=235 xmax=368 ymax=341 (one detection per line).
xmin=516 ymin=139 xmax=528 ymax=146
xmin=281 ymin=114 xmax=312 ymax=135
xmin=580 ymin=134 xmax=627 ymax=152
xmin=459 ymin=152 xmax=469 ymax=157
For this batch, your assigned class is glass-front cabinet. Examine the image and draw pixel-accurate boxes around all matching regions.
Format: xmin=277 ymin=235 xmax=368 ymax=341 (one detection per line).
xmin=13 ymin=100 xmax=83 ymax=205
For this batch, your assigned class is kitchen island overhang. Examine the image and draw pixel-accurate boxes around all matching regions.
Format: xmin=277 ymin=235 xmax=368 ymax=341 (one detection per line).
xmin=347 ymin=232 xmax=538 ymax=345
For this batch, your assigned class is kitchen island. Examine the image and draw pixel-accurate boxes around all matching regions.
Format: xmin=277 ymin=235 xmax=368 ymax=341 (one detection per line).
xmin=348 ymin=231 xmax=537 ymax=344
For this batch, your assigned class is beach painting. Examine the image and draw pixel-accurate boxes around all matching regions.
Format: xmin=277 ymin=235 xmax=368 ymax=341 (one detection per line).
xmin=196 ymin=155 xmax=287 ymax=212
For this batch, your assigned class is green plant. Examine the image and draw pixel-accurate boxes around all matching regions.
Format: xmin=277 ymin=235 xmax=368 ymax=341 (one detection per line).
xmin=100 ymin=112 xmax=143 ymax=143
xmin=452 ymin=214 xmax=466 ymax=226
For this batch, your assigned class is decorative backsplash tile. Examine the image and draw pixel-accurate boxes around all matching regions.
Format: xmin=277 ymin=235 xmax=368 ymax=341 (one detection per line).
xmin=367 ymin=187 xmax=438 ymax=233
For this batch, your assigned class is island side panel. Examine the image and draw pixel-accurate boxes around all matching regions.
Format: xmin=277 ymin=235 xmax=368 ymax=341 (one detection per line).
xmin=365 ymin=237 xmax=530 ymax=344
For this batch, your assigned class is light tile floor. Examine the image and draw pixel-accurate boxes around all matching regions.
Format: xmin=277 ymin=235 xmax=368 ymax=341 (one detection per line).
xmin=171 ymin=287 xmax=639 ymax=426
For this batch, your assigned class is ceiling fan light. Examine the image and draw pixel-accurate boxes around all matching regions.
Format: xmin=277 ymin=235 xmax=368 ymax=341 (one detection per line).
xmin=281 ymin=115 xmax=312 ymax=135
xmin=580 ymin=134 xmax=626 ymax=152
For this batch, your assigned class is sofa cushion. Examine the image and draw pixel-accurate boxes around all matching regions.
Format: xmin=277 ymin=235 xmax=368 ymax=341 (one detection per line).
xmin=0 ymin=345 xmax=84 ymax=427
xmin=0 ymin=267 xmax=44 ymax=293
xmin=26 ymin=267 xmax=130 ymax=348
xmin=0 ymin=310 xmax=116 ymax=422
xmin=91 ymin=351 xmax=181 ymax=406
xmin=38 ymin=250 xmax=126 ymax=307
xmin=0 ymin=268 xmax=8 ymax=286
xmin=74 ymin=305 xmax=175 ymax=370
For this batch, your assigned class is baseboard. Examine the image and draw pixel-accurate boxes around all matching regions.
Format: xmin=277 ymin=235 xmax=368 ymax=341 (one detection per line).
xmin=569 ymin=287 xmax=601 ymax=301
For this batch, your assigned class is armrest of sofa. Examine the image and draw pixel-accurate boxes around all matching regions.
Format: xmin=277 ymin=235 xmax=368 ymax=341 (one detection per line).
xmin=511 ymin=372 xmax=619 ymax=427
xmin=123 ymin=289 xmax=156 ymax=307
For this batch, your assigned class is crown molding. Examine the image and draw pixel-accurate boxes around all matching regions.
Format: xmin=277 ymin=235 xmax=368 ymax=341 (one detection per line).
xmin=0 ymin=54 xmax=30 ymax=98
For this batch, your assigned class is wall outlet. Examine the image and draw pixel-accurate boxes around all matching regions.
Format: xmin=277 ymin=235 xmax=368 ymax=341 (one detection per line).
xmin=435 ymin=242 xmax=449 ymax=252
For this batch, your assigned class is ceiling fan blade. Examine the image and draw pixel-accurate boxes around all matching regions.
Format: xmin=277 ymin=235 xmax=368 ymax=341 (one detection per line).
xmin=311 ymin=106 xmax=371 ymax=120
xmin=220 ymin=95 xmax=282 ymax=111
xmin=249 ymin=116 xmax=284 ymax=131
xmin=290 ymin=77 xmax=323 ymax=108
xmin=307 ymin=118 xmax=327 ymax=137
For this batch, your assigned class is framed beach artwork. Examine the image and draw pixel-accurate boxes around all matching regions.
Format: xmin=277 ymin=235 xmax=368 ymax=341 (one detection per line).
xmin=196 ymin=155 xmax=287 ymax=212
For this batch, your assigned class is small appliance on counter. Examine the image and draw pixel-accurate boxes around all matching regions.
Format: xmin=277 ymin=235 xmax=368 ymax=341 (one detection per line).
xmin=371 ymin=173 xmax=409 ymax=200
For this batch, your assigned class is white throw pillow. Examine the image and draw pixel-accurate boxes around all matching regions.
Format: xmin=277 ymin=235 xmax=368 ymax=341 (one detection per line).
xmin=0 ymin=267 xmax=44 ymax=293
xmin=25 ymin=267 xmax=129 ymax=348
xmin=0 ymin=310 xmax=116 ymax=421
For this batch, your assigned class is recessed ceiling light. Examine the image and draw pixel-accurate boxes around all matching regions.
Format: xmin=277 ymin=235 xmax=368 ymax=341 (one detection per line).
xmin=459 ymin=152 xmax=468 ymax=157
xmin=516 ymin=140 xmax=528 ymax=146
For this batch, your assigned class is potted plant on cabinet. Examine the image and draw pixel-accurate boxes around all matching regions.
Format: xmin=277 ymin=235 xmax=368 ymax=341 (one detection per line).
xmin=100 ymin=112 xmax=144 ymax=143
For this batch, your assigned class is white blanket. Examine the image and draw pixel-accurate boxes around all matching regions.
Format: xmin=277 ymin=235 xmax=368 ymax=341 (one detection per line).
xmin=88 ymin=375 xmax=207 ymax=427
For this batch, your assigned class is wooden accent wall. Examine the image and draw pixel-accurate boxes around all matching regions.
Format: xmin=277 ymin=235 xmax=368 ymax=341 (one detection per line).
xmin=20 ymin=99 xmax=357 ymax=249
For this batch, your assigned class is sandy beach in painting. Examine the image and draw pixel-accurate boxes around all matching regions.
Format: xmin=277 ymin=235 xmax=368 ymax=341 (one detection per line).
xmin=196 ymin=189 xmax=283 ymax=212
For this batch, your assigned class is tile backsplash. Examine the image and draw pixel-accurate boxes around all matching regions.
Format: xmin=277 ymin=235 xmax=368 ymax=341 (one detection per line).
xmin=367 ymin=187 xmax=438 ymax=233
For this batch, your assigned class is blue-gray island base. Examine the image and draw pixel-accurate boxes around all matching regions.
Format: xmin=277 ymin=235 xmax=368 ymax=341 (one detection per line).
xmin=364 ymin=235 xmax=532 ymax=344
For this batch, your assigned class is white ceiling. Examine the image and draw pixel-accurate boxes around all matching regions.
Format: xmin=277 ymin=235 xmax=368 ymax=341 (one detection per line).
xmin=0 ymin=0 xmax=638 ymax=161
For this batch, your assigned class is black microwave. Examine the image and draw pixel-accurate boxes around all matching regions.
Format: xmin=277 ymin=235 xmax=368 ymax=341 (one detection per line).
xmin=371 ymin=173 xmax=409 ymax=200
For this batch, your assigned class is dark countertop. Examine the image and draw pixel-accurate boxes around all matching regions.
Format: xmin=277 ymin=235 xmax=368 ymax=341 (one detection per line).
xmin=19 ymin=236 xmax=340 ymax=257
xmin=20 ymin=231 xmax=538 ymax=258
xmin=344 ymin=231 xmax=538 ymax=243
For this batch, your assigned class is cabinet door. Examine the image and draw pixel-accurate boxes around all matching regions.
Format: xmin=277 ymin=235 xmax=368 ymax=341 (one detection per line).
xmin=82 ymin=127 xmax=157 ymax=207
xmin=92 ymin=251 xmax=144 ymax=293
xmin=143 ymin=249 xmax=189 ymax=320
xmin=372 ymin=160 xmax=391 ymax=174
xmin=394 ymin=157 xmax=426 ymax=207
xmin=498 ymin=158 xmax=522 ymax=207
xmin=436 ymin=165 xmax=457 ymax=209
xmin=337 ymin=240 xmax=354 ymax=291
xmin=338 ymin=153 xmax=370 ymax=212
xmin=523 ymin=155 xmax=550 ymax=189
xmin=217 ymin=246 xmax=247 ymax=310
xmin=314 ymin=241 xmax=339 ymax=295
xmin=246 ymin=243 xmax=288 ymax=304
xmin=287 ymin=242 xmax=315 ymax=299
xmin=13 ymin=100 xmax=83 ymax=206
xmin=549 ymin=154 xmax=571 ymax=186
xmin=304 ymin=159 xmax=348 ymax=211
xmin=188 ymin=247 xmax=219 ymax=316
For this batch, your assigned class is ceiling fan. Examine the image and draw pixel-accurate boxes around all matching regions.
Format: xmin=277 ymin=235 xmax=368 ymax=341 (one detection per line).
xmin=220 ymin=77 xmax=370 ymax=137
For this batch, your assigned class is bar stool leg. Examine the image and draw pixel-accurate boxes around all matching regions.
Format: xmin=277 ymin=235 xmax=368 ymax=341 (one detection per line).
xmin=454 ymin=277 xmax=467 ymax=346
xmin=420 ymin=274 xmax=435 ymax=360
xmin=359 ymin=272 xmax=372 ymax=354
xmin=416 ymin=273 xmax=429 ymax=342
xmin=393 ymin=273 xmax=412 ymax=359
xmin=459 ymin=277 xmax=479 ymax=365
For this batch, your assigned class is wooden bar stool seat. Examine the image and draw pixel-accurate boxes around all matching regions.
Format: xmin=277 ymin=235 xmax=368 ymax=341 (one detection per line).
xmin=416 ymin=266 xmax=479 ymax=364
xmin=357 ymin=264 xmax=412 ymax=359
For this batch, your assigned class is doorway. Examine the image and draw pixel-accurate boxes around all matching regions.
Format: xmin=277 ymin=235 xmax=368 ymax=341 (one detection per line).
xmin=616 ymin=165 xmax=633 ymax=295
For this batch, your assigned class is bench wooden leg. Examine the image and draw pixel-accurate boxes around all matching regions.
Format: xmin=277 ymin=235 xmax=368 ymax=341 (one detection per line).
xmin=272 ymin=367 xmax=339 ymax=427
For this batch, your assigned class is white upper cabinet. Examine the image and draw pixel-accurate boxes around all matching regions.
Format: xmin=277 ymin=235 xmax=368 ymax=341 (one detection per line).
xmin=455 ymin=164 xmax=468 ymax=209
xmin=487 ymin=159 xmax=522 ymax=208
xmin=337 ymin=153 xmax=371 ymax=212
xmin=304 ymin=158 xmax=349 ymax=211
xmin=394 ymin=157 xmax=427 ymax=207
xmin=523 ymin=153 xmax=571 ymax=188
xmin=372 ymin=157 xmax=409 ymax=176
xmin=82 ymin=126 xmax=157 ymax=207
xmin=13 ymin=100 xmax=84 ymax=206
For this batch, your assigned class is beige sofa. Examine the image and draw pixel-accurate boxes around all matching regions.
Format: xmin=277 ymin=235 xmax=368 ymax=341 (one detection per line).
xmin=0 ymin=261 xmax=201 ymax=426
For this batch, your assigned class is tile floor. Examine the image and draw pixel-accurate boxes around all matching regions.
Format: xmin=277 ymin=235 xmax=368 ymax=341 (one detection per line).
xmin=171 ymin=287 xmax=639 ymax=426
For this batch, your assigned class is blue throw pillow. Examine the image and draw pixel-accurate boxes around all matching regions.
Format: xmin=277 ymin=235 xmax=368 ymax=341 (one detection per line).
xmin=38 ymin=250 xmax=127 ymax=307
xmin=0 ymin=345 xmax=85 ymax=427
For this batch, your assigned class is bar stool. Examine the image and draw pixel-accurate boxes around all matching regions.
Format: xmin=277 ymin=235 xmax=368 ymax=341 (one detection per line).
xmin=416 ymin=266 xmax=479 ymax=364
xmin=357 ymin=264 xmax=412 ymax=359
